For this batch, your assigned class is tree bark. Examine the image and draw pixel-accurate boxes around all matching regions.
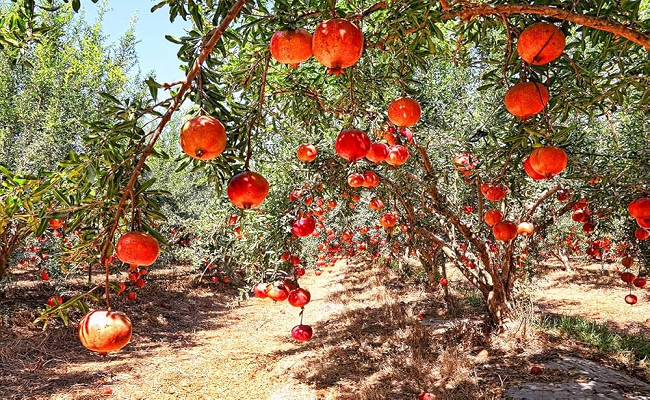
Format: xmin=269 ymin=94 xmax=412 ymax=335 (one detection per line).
xmin=0 ymin=251 xmax=7 ymax=278
xmin=485 ymin=284 xmax=514 ymax=330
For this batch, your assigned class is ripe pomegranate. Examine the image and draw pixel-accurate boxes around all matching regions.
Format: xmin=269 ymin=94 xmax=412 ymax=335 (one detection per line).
xmin=480 ymin=184 xmax=507 ymax=202
xmin=453 ymin=153 xmax=478 ymax=176
xmin=48 ymin=218 xmax=64 ymax=230
xmin=530 ymin=366 xmax=543 ymax=375
xmin=227 ymin=171 xmax=270 ymax=209
xmin=633 ymin=277 xmax=647 ymax=289
xmin=180 ymin=116 xmax=227 ymax=160
xmin=624 ymin=294 xmax=637 ymax=305
xmin=351 ymin=194 xmax=361 ymax=202
xmin=39 ymin=269 xmax=49 ymax=280
xmin=572 ymin=212 xmax=587 ymax=222
xmin=483 ymin=209 xmax=503 ymax=227
xmin=620 ymin=272 xmax=636 ymax=284
xmin=621 ymin=257 xmax=634 ymax=268
xmin=47 ymin=296 xmax=63 ymax=307
xmin=517 ymin=22 xmax=566 ymax=65
xmin=386 ymin=145 xmax=409 ymax=166
xmin=634 ymin=228 xmax=649 ymax=241
xmin=269 ymin=28 xmax=312 ymax=68
xmin=418 ymin=393 xmax=436 ymax=400
xmin=379 ymin=212 xmax=398 ymax=229
xmin=387 ymin=97 xmax=421 ymax=127
xmin=135 ymin=278 xmax=145 ymax=288
xmin=517 ymin=222 xmax=535 ymax=236
xmin=288 ymin=288 xmax=311 ymax=308
xmin=126 ymin=292 xmax=137 ymax=301
xmin=78 ymin=310 xmax=132 ymax=355
xmin=362 ymin=171 xmax=379 ymax=188
xmin=366 ymin=142 xmax=389 ymax=163
xmin=493 ymin=221 xmax=518 ymax=241
xmin=296 ymin=143 xmax=317 ymax=162
xmin=504 ymin=82 xmax=549 ymax=119
xmin=582 ymin=223 xmax=594 ymax=233
xmin=347 ymin=173 xmax=365 ymax=188
xmin=292 ymin=217 xmax=316 ymax=237
xmin=312 ymin=19 xmax=364 ymax=75
xmin=116 ymin=232 xmax=160 ymax=267
xmin=628 ymin=198 xmax=650 ymax=219
xmin=528 ymin=146 xmax=568 ymax=178
xmin=267 ymin=284 xmax=290 ymax=301
xmin=335 ymin=129 xmax=371 ymax=162
xmin=440 ymin=278 xmax=448 ymax=286
xmin=369 ymin=197 xmax=384 ymax=211
xmin=291 ymin=324 xmax=313 ymax=341
xmin=637 ymin=218 xmax=650 ymax=229
xmin=523 ymin=156 xmax=546 ymax=180
xmin=463 ymin=206 xmax=473 ymax=214
xmin=295 ymin=266 xmax=306 ymax=277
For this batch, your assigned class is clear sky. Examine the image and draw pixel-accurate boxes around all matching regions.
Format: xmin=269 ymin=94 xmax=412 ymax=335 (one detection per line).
xmin=83 ymin=0 xmax=190 ymax=82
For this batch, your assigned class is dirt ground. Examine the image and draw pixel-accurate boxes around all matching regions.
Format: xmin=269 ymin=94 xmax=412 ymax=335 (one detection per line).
xmin=0 ymin=260 xmax=648 ymax=399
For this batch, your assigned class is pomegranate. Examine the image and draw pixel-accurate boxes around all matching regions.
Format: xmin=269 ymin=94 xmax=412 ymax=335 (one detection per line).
xmin=126 ymin=292 xmax=137 ymax=301
xmin=440 ymin=278 xmax=448 ymax=286
xmin=517 ymin=22 xmax=566 ymax=65
xmin=637 ymin=218 xmax=650 ymax=229
xmin=621 ymin=257 xmax=634 ymax=268
xmin=312 ymin=19 xmax=364 ymax=75
xmin=47 ymin=296 xmax=63 ymax=307
xmin=180 ymin=116 xmax=227 ymax=160
xmin=269 ymin=28 xmax=312 ymax=68
xmin=453 ymin=153 xmax=478 ymax=176
xmin=483 ymin=209 xmax=503 ymax=227
xmin=362 ymin=171 xmax=380 ymax=188
xmin=116 ymin=232 xmax=159 ymax=267
xmin=291 ymin=324 xmax=313 ymax=341
xmin=48 ymin=218 xmax=64 ymax=230
xmin=288 ymin=288 xmax=311 ymax=308
xmin=78 ymin=310 xmax=132 ymax=355
xmin=227 ymin=171 xmax=270 ymax=209
xmin=296 ymin=143 xmax=317 ymax=162
xmin=504 ymin=82 xmax=549 ymax=119
xmin=572 ymin=212 xmax=586 ymax=222
xmin=366 ymin=142 xmax=389 ymax=163
xmin=335 ymin=129 xmax=371 ymax=162
xmin=582 ymin=223 xmax=594 ymax=233
xmin=628 ymin=198 xmax=650 ymax=219
xmin=523 ymin=156 xmax=546 ymax=180
xmin=266 ymin=284 xmax=289 ymax=302
xmin=530 ymin=366 xmax=543 ymax=375
xmin=624 ymin=294 xmax=637 ymax=305
xmin=379 ymin=212 xmax=398 ymax=229
xmin=369 ymin=197 xmax=384 ymax=211
xmin=634 ymin=228 xmax=649 ymax=241
xmin=480 ymin=184 xmax=507 ymax=202
xmin=386 ymin=145 xmax=409 ymax=166
xmin=517 ymin=222 xmax=535 ymax=236
xmin=347 ymin=173 xmax=365 ymax=188
xmin=620 ymin=272 xmax=636 ymax=283
xmin=295 ymin=266 xmax=306 ymax=277
xmin=292 ymin=217 xmax=316 ymax=237
xmin=493 ymin=221 xmax=518 ymax=241
xmin=387 ymin=97 xmax=421 ymax=127
xmin=528 ymin=146 xmax=567 ymax=178
xmin=633 ymin=277 xmax=647 ymax=289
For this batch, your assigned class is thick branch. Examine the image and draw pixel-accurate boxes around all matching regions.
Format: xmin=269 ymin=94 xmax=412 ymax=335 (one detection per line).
xmin=520 ymin=184 xmax=561 ymax=222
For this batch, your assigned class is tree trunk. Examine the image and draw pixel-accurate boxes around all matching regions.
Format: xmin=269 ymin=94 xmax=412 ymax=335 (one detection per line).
xmin=0 ymin=251 xmax=7 ymax=278
xmin=485 ymin=285 xmax=514 ymax=330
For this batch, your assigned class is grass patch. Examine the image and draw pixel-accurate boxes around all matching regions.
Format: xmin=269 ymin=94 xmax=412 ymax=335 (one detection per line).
xmin=542 ymin=314 xmax=650 ymax=363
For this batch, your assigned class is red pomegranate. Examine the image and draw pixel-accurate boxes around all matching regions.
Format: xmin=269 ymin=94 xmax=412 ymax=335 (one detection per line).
xmin=530 ymin=366 xmax=543 ymax=375
xmin=269 ymin=28 xmax=312 ymax=68
xmin=628 ymin=198 xmax=650 ymax=219
xmin=480 ymin=184 xmax=507 ymax=202
xmin=78 ymin=310 xmax=132 ymax=355
xmin=517 ymin=22 xmax=566 ymax=65
xmin=572 ymin=212 xmax=586 ymax=222
xmin=180 ymin=116 xmax=227 ymax=161
xmin=47 ymin=296 xmax=63 ymax=307
xmin=638 ymin=218 xmax=650 ymax=229
xmin=388 ymin=97 xmax=421 ymax=127
xmin=386 ymin=145 xmax=409 ymax=166
xmin=528 ymin=146 xmax=567 ymax=178
xmin=366 ymin=142 xmax=389 ymax=163
xmin=347 ymin=173 xmax=365 ymax=188
xmin=369 ymin=197 xmax=384 ymax=211
xmin=523 ymin=157 xmax=546 ymax=180
xmin=253 ymin=283 xmax=268 ymax=298
xmin=453 ymin=153 xmax=478 ymax=176
xmin=312 ymin=19 xmax=364 ymax=75
xmin=379 ymin=212 xmax=398 ymax=229
xmin=635 ymin=228 xmax=649 ymax=241
xmin=291 ymin=324 xmax=313 ymax=341
xmin=335 ymin=129 xmax=371 ymax=162
xmin=633 ymin=277 xmax=647 ymax=289
xmin=292 ymin=217 xmax=316 ymax=237
xmin=227 ymin=171 xmax=270 ymax=209
xmin=48 ymin=218 xmax=64 ymax=230
xmin=296 ymin=143 xmax=317 ymax=162
xmin=621 ymin=257 xmax=634 ymax=268
xmin=440 ymin=278 xmax=448 ymax=286
xmin=620 ymin=272 xmax=636 ymax=283
xmin=483 ymin=209 xmax=503 ymax=227
xmin=116 ymin=232 xmax=159 ymax=267
xmin=362 ymin=171 xmax=380 ymax=188
xmin=624 ymin=294 xmax=637 ymax=305
xmin=493 ymin=221 xmax=518 ymax=241
xmin=582 ymin=223 xmax=594 ymax=233
xmin=517 ymin=222 xmax=535 ymax=236
xmin=288 ymin=288 xmax=311 ymax=308
xmin=266 ymin=284 xmax=290 ymax=302
xmin=504 ymin=82 xmax=549 ymax=119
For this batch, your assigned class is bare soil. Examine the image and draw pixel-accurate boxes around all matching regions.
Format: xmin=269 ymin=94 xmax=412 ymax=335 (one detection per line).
xmin=0 ymin=260 xmax=648 ymax=399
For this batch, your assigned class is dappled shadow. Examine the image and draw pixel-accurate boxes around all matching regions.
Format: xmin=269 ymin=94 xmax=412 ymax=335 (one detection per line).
xmin=0 ymin=265 xmax=238 ymax=400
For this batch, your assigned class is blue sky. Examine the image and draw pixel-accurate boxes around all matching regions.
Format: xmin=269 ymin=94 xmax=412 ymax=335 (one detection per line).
xmin=83 ymin=0 xmax=190 ymax=82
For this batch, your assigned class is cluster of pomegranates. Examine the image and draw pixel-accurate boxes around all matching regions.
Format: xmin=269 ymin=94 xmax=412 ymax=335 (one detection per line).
xmin=270 ymin=19 xmax=364 ymax=75
xmin=253 ymin=276 xmax=313 ymax=342
xmin=619 ymin=257 xmax=647 ymax=305
xmin=570 ymin=198 xmax=597 ymax=234
xmin=504 ymin=22 xmax=565 ymax=120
